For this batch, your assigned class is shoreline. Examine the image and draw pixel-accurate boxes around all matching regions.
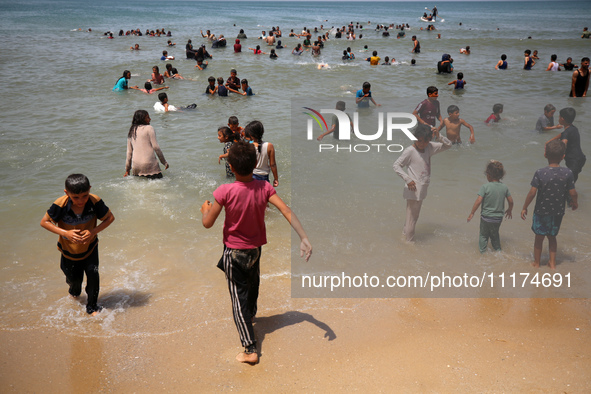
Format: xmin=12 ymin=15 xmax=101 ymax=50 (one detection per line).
xmin=2 ymin=297 xmax=590 ymax=392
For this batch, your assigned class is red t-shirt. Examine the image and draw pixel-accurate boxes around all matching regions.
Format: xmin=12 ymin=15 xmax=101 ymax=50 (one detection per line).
xmin=213 ymin=180 xmax=276 ymax=249
xmin=485 ymin=113 xmax=499 ymax=123
xmin=414 ymin=98 xmax=440 ymax=126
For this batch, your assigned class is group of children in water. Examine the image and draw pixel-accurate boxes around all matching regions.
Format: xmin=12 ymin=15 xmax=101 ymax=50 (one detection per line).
xmin=390 ymin=86 xmax=585 ymax=271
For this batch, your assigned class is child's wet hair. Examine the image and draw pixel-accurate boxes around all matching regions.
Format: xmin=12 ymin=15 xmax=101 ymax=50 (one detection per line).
xmin=447 ymin=104 xmax=459 ymax=114
xmin=485 ymin=160 xmax=505 ymax=181
xmin=228 ymin=116 xmax=239 ymax=125
xmin=413 ymin=124 xmax=432 ymax=141
xmin=158 ymin=92 xmax=167 ymax=102
xmin=65 ymin=174 xmax=91 ymax=194
xmin=545 ymin=140 xmax=566 ymax=163
xmin=559 ymin=107 xmax=576 ymax=124
xmin=144 ymin=82 xmax=152 ymax=90
xmin=493 ymin=103 xmax=503 ymax=114
xmin=244 ymin=120 xmax=264 ymax=152
xmin=227 ymin=141 xmax=257 ymax=176
xmin=208 ymin=76 xmax=215 ymax=83
xmin=218 ymin=126 xmax=237 ymax=142
xmin=543 ymin=104 xmax=556 ymax=113
xmin=426 ymin=86 xmax=438 ymax=95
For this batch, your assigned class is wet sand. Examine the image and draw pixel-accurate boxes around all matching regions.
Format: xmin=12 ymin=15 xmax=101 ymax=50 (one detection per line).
xmin=2 ymin=295 xmax=590 ymax=392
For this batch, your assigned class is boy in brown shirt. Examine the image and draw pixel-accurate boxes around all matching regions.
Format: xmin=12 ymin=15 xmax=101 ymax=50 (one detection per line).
xmin=40 ymin=174 xmax=114 ymax=315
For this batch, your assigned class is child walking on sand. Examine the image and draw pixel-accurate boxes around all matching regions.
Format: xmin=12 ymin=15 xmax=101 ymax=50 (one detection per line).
xmin=467 ymin=161 xmax=514 ymax=253
xmin=393 ymin=124 xmax=452 ymax=242
xmin=201 ymin=141 xmax=312 ymax=364
xmin=40 ymin=174 xmax=115 ymax=315
xmin=521 ymin=140 xmax=578 ymax=269
xmin=244 ymin=120 xmax=278 ymax=186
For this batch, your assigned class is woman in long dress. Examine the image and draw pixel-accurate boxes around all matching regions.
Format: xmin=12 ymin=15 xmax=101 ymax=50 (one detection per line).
xmin=124 ymin=110 xmax=169 ymax=179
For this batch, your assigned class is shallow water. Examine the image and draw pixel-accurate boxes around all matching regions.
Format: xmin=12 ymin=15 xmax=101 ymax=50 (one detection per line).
xmin=0 ymin=0 xmax=589 ymax=336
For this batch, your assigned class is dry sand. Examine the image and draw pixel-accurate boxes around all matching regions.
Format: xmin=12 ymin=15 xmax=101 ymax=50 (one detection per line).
xmin=1 ymin=294 xmax=590 ymax=392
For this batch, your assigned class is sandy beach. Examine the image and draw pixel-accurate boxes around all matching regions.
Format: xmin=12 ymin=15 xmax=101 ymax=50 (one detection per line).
xmin=2 ymin=292 xmax=591 ymax=392
xmin=2 ymin=0 xmax=590 ymax=391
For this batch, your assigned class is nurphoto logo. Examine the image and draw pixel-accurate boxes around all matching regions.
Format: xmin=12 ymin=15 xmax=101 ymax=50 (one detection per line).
xmin=303 ymin=107 xmax=418 ymax=153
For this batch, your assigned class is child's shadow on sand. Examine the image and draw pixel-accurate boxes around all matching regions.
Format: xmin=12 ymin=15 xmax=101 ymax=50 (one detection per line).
xmin=254 ymin=311 xmax=336 ymax=359
xmin=98 ymin=289 xmax=151 ymax=309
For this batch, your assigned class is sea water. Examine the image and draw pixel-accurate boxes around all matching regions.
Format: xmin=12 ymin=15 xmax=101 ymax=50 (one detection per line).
xmin=0 ymin=0 xmax=589 ymax=335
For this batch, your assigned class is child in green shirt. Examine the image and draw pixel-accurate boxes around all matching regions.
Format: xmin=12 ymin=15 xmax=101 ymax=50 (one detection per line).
xmin=467 ymin=160 xmax=514 ymax=253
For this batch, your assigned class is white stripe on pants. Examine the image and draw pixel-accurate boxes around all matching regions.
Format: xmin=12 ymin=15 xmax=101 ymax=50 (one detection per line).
xmin=221 ymin=245 xmax=260 ymax=348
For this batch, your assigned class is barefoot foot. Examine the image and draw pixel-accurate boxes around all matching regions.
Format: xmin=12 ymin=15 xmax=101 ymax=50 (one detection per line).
xmin=88 ymin=305 xmax=103 ymax=316
xmin=236 ymin=352 xmax=258 ymax=364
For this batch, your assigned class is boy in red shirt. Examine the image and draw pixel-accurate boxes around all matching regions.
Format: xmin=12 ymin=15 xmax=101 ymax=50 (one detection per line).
xmin=201 ymin=142 xmax=312 ymax=364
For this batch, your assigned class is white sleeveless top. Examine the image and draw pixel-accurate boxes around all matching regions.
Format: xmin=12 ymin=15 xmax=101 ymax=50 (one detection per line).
xmin=253 ymin=142 xmax=270 ymax=176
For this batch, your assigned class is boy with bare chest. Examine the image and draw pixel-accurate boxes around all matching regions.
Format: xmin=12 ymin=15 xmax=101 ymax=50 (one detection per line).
xmin=437 ymin=105 xmax=475 ymax=144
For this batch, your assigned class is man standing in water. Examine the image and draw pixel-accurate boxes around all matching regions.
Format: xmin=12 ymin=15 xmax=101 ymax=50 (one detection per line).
xmin=569 ymin=57 xmax=589 ymax=97
xmin=432 ymin=6 xmax=438 ymax=21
